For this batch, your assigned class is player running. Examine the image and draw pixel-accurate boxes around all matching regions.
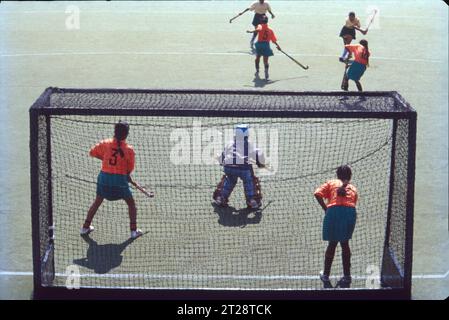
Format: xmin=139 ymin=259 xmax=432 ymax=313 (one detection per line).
xmin=342 ymin=39 xmax=370 ymax=91
xmin=231 ymin=0 xmax=275 ymax=49
xmin=339 ymin=11 xmax=366 ymax=62
xmin=314 ymin=165 xmax=358 ymax=288
xmin=247 ymin=14 xmax=281 ymax=81
xmin=213 ymin=124 xmax=265 ymax=209
xmin=80 ymin=121 xmax=143 ymax=239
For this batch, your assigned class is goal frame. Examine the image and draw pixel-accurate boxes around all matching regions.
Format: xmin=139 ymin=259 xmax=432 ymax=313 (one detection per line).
xmin=30 ymin=88 xmax=416 ymax=300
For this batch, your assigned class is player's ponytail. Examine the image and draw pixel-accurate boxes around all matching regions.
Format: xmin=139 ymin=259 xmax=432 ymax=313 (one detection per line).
xmin=337 ymin=182 xmax=349 ymax=196
xmin=114 ymin=121 xmax=129 ymax=158
xmin=336 ymin=165 xmax=352 ymax=197
xmin=360 ymin=39 xmax=369 ymax=66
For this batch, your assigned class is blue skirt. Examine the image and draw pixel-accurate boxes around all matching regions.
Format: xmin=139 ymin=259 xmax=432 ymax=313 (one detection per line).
xmin=255 ymin=41 xmax=274 ymax=57
xmin=96 ymin=171 xmax=132 ymax=201
xmin=322 ymin=206 xmax=357 ymax=242
xmin=347 ymin=61 xmax=366 ymax=81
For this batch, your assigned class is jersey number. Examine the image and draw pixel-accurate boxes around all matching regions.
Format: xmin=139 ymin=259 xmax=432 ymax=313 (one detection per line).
xmin=108 ymin=148 xmax=120 ymax=166
xmin=262 ymin=30 xmax=269 ymax=41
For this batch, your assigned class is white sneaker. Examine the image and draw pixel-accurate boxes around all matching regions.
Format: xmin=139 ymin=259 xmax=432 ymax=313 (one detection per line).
xmin=80 ymin=225 xmax=94 ymax=235
xmin=131 ymin=229 xmax=143 ymax=239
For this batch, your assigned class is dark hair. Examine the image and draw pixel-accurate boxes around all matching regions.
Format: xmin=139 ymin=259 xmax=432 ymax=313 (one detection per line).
xmin=349 ymin=12 xmax=355 ymax=17
xmin=114 ymin=121 xmax=129 ymax=158
xmin=359 ymin=39 xmax=369 ymax=64
xmin=336 ymin=165 xmax=352 ymax=196
xmin=260 ymin=14 xmax=268 ymax=24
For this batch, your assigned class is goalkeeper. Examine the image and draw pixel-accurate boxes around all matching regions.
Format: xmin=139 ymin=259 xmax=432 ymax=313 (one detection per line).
xmin=80 ymin=121 xmax=143 ymax=239
xmin=213 ymin=124 xmax=265 ymax=209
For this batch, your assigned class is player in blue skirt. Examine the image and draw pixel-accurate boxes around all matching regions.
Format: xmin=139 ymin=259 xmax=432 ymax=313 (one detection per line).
xmin=246 ymin=15 xmax=281 ymax=81
xmin=80 ymin=121 xmax=143 ymax=239
xmin=342 ymin=39 xmax=370 ymax=91
xmin=314 ymin=165 xmax=358 ymax=288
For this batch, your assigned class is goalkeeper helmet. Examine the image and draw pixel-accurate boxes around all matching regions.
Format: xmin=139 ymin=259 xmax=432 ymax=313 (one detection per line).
xmin=114 ymin=120 xmax=129 ymax=141
xmin=235 ymin=124 xmax=250 ymax=138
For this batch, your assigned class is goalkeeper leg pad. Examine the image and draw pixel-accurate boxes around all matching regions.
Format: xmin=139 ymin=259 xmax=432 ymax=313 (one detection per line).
xmin=213 ymin=175 xmax=227 ymax=205
xmin=242 ymin=171 xmax=262 ymax=208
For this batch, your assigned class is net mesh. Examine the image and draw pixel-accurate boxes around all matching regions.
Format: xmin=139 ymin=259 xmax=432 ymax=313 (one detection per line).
xmin=31 ymin=89 xmax=414 ymax=292
xmin=48 ymin=90 xmax=410 ymax=113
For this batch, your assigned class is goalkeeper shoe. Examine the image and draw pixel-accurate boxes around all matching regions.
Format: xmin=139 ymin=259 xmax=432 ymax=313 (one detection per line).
xmin=131 ymin=229 xmax=143 ymax=239
xmin=214 ymin=196 xmax=228 ymax=207
xmin=249 ymin=199 xmax=260 ymax=209
xmin=80 ymin=225 xmax=94 ymax=235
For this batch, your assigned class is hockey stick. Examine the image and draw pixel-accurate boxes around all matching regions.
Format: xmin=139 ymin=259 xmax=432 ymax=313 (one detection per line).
xmin=128 ymin=177 xmax=154 ymax=198
xmin=229 ymin=13 xmax=242 ymax=23
xmin=341 ymin=60 xmax=350 ymax=91
xmin=278 ymin=49 xmax=309 ymax=70
xmin=213 ymin=153 xmax=275 ymax=172
xmin=363 ymin=9 xmax=378 ymax=34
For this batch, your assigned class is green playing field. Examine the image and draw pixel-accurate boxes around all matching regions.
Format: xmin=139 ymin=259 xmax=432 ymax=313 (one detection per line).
xmin=0 ymin=0 xmax=447 ymax=299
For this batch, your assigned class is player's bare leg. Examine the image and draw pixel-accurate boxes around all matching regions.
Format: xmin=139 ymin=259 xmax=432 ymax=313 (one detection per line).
xmin=81 ymin=195 xmax=104 ymax=234
xmin=255 ymin=55 xmax=261 ymax=75
xmin=355 ymin=80 xmax=363 ymax=92
xmin=340 ymin=36 xmax=353 ymax=62
xmin=125 ymin=197 xmax=142 ymax=238
xmin=250 ymin=29 xmax=257 ymax=48
xmin=263 ymin=56 xmax=269 ymax=80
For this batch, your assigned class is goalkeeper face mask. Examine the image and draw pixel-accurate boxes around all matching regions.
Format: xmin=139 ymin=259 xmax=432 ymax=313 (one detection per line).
xmin=235 ymin=124 xmax=250 ymax=138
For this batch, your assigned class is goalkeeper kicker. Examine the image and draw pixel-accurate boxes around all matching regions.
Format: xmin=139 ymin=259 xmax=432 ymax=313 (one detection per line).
xmin=213 ymin=124 xmax=265 ymax=209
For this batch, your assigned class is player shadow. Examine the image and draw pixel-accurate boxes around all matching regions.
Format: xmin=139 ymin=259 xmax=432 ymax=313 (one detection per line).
xmin=73 ymin=234 xmax=139 ymax=274
xmin=229 ymin=49 xmax=256 ymax=56
xmin=252 ymin=73 xmax=278 ymax=88
xmin=338 ymin=95 xmax=368 ymax=110
xmin=247 ymin=74 xmax=308 ymax=88
xmin=212 ymin=200 xmax=272 ymax=228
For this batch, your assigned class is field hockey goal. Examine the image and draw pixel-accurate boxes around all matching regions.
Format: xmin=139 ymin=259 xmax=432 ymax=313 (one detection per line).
xmin=30 ymin=88 xmax=416 ymax=299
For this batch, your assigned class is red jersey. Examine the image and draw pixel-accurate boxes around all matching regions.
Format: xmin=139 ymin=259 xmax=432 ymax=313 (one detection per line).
xmin=89 ymin=138 xmax=135 ymax=175
xmin=314 ymin=179 xmax=358 ymax=208
xmin=345 ymin=44 xmax=370 ymax=65
xmin=256 ymin=24 xmax=277 ymax=43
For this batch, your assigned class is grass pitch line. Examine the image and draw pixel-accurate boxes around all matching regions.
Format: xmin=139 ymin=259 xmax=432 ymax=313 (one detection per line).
xmin=1 ymin=270 xmax=449 ymax=280
xmin=0 ymin=51 xmax=444 ymax=64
